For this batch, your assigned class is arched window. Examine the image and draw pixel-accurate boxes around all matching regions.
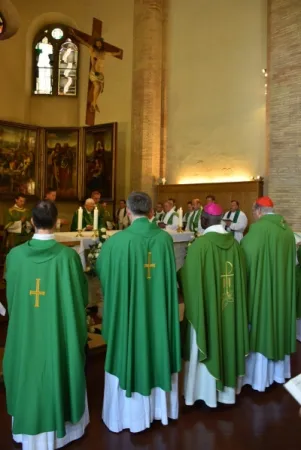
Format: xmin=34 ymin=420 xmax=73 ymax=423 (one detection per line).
xmin=33 ymin=24 xmax=79 ymax=96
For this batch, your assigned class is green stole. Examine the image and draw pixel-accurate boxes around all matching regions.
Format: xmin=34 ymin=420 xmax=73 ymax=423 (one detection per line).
xmin=226 ymin=210 xmax=240 ymax=223
xmin=164 ymin=212 xmax=178 ymax=225
xmin=189 ymin=208 xmax=202 ymax=232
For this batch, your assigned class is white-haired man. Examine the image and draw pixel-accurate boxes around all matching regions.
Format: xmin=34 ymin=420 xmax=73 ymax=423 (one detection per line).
xmin=70 ymin=198 xmax=95 ymax=231
xmin=241 ymin=196 xmax=296 ymax=392
xmin=161 ymin=200 xmax=179 ymax=231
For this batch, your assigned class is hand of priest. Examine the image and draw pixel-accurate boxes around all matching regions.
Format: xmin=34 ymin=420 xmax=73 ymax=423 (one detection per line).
xmin=157 ymin=222 xmax=166 ymax=229
xmin=86 ymin=225 xmax=93 ymax=231
xmin=225 ymin=220 xmax=232 ymax=228
xmin=59 ymin=218 xmax=69 ymax=225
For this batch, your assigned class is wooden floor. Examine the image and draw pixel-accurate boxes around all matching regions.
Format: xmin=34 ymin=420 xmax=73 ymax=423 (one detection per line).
xmin=1 ymin=345 xmax=301 ymax=450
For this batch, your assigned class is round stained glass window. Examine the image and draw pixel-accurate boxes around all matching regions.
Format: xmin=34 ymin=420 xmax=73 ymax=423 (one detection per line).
xmin=51 ymin=28 xmax=63 ymax=40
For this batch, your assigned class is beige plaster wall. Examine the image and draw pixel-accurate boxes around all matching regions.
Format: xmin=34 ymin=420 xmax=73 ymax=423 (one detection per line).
xmin=0 ymin=0 xmax=133 ymax=210
xmin=166 ymin=0 xmax=267 ymax=185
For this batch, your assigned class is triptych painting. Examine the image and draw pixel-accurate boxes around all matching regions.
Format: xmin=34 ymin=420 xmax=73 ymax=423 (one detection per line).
xmin=0 ymin=121 xmax=117 ymax=201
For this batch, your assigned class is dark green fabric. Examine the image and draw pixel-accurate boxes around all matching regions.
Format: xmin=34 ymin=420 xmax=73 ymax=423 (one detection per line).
xmin=4 ymin=206 xmax=32 ymax=247
xmin=163 ymin=211 xmax=178 ymax=225
xmin=241 ymin=214 xmax=296 ymax=360
xmin=4 ymin=239 xmax=88 ymax=437
xmin=96 ymin=217 xmax=181 ymax=397
xmin=189 ymin=208 xmax=202 ymax=232
xmin=179 ymin=231 xmax=249 ymax=390
xmin=226 ymin=209 xmax=240 ymax=223
xmin=296 ymin=246 xmax=301 ymax=318
xmin=70 ymin=208 xmax=105 ymax=231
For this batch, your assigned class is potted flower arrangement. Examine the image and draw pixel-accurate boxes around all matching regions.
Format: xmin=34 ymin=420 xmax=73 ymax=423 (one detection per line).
xmin=85 ymin=228 xmax=109 ymax=333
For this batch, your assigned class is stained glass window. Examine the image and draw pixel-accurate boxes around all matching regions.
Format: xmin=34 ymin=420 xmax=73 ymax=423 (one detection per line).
xmin=33 ymin=24 xmax=79 ymax=96
xmin=0 ymin=14 xmax=4 ymax=35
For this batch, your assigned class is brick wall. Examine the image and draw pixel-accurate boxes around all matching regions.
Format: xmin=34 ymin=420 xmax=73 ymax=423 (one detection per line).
xmin=268 ymin=0 xmax=301 ymax=229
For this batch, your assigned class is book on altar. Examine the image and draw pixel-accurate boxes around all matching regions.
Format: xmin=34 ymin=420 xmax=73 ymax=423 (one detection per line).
xmin=284 ymin=374 xmax=301 ymax=404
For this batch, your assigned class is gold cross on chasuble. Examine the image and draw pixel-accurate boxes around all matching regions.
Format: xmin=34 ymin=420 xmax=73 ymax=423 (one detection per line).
xmin=29 ymin=279 xmax=46 ymax=308
xmin=144 ymin=252 xmax=156 ymax=280
xmin=221 ymin=262 xmax=234 ymax=309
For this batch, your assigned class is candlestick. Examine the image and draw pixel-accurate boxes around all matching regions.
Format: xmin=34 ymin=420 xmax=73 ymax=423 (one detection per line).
xmin=92 ymin=229 xmax=99 ymax=238
xmin=93 ymin=206 xmax=99 ymax=231
xmin=178 ymin=207 xmax=183 ymax=228
xmin=77 ymin=207 xmax=83 ymax=231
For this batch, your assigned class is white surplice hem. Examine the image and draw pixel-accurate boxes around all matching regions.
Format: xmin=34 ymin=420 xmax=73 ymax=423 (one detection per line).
xmin=12 ymin=393 xmax=89 ymax=450
xmin=184 ymin=325 xmax=242 ymax=408
xmin=242 ymin=352 xmax=291 ymax=392
xmin=102 ymin=372 xmax=179 ymax=433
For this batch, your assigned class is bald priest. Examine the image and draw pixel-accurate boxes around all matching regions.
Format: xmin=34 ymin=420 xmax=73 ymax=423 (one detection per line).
xmin=179 ymin=202 xmax=249 ymax=407
xmin=96 ymin=192 xmax=181 ymax=433
xmin=4 ymin=200 xmax=89 ymax=450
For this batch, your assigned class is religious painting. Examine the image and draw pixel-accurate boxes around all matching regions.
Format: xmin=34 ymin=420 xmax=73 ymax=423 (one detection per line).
xmin=0 ymin=121 xmax=39 ymax=198
xmin=84 ymin=122 xmax=117 ymax=201
xmin=45 ymin=128 xmax=79 ymax=200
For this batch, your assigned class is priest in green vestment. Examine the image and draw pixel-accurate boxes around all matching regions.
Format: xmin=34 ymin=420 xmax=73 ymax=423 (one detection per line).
xmin=96 ymin=191 xmax=181 ymax=433
xmin=185 ymin=198 xmax=203 ymax=235
xmin=70 ymin=198 xmax=105 ymax=231
xmin=296 ymin=243 xmax=301 ymax=320
xmin=4 ymin=193 xmax=32 ymax=249
xmin=241 ymin=196 xmax=296 ymax=392
xmin=4 ymin=200 xmax=89 ymax=450
xmin=179 ymin=202 xmax=249 ymax=408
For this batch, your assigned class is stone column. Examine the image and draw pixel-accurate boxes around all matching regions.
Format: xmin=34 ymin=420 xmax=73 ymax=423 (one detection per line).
xmin=130 ymin=0 xmax=167 ymax=195
xmin=268 ymin=0 xmax=301 ymax=228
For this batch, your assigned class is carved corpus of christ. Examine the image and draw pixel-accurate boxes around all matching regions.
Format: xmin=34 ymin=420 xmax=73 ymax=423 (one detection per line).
xmin=69 ymin=18 xmax=123 ymax=126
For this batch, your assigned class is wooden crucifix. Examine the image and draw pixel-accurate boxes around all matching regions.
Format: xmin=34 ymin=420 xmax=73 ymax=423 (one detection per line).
xmin=69 ymin=18 xmax=123 ymax=126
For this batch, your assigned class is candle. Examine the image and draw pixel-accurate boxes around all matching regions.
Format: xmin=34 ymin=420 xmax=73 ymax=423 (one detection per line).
xmin=178 ymin=207 xmax=183 ymax=228
xmin=93 ymin=206 xmax=99 ymax=230
xmin=77 ymin=207 xmax=83 ymax=230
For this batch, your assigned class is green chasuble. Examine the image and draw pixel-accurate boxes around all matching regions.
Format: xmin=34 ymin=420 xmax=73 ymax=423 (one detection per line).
xmin=4 ymin=205 xmax=32 ymax=247
xmin=96 ymin=217 xmax=181 ymax=397
xmin=3 ymin=239 xmax=88 ymax=437
xmin=296 ymin=246 xmax=301 ymax=318
xmin=241 ymin=214 xmax=296 ymax=360
xmin=70 ymin=208 xmax=105 ymax=231
xmin=179 ymin=231 xmax=249 ymax=390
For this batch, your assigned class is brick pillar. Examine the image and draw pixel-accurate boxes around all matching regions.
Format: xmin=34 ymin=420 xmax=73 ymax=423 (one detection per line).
xmin=268 ymin=0 xmax=301 ymax=228
xmin=130 ymin=0 xmax=166 ymax=195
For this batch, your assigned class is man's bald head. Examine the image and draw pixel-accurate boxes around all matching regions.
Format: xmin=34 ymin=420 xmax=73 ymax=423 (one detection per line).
xmin=85 ymin=198 xmax=95 ymax=212
xmin=164 ymin=200 xmax=173 ymax=213
xmin=192 ymin=198 xmax=201 ymax=210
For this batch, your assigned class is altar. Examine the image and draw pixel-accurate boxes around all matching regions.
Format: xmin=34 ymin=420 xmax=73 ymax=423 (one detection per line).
xmin=54 ymin=229 xmax=194 ymax=271
xmin=54 ymin=229 xmax=194 ymax=310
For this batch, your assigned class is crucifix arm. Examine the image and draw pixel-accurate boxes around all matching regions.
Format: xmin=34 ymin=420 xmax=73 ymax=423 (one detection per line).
xmin=69 ymin=27 xmax=92 ymax=49
xmin=107 ymin=49 xmax=122 ymax=57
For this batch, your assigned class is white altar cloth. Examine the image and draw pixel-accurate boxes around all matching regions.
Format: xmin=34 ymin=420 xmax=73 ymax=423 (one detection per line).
xmin=54 ymin=231 xmax=99 ymax=270
xmin=54 ymin=230 xmax=195 ymax=271
xmin=54 ymin=230 xmax=194 ymax=308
